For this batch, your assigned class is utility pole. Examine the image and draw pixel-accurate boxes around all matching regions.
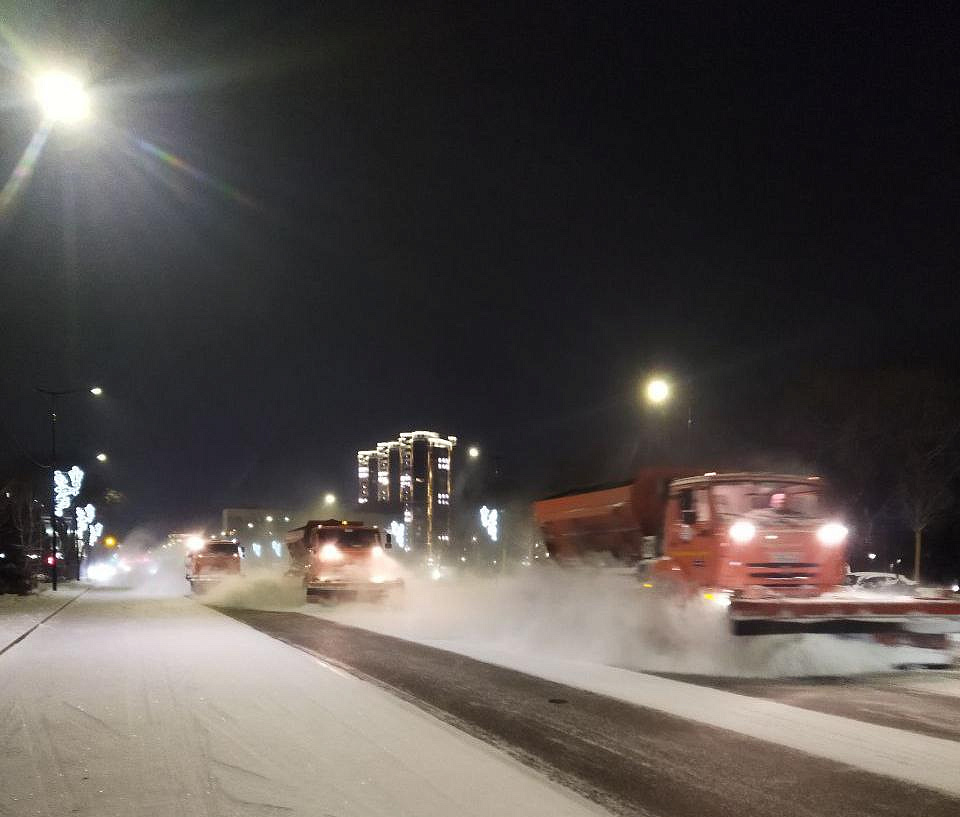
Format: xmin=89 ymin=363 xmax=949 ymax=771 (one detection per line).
xmin=40 ymin=390 xmax=60 ymax=590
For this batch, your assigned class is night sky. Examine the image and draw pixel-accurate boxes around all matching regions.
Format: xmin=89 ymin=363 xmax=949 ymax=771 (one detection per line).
xmin=1 ymin=2 xmax=958 ymax=533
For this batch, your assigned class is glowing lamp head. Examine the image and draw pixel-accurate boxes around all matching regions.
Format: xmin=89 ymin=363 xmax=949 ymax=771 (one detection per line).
xmin=35 ymin=71 xmax=90 ymax=124
xmin=89 ymin=386 xmax=103 ymax=396
xmin=644 ymin=378 xmax=670 ymax=405
xmin=319 ymin=543 xmax=343 ymax=562
xmin=323 ymin=493 xmax=336 ymax=506
xmin=468 ymin=446 xmax=480 ymax=459
xmin=817 ymin=522 xmax=848 ymax=546
xmin=728 ymin=520 xmax=756 ymax=544
xmin=95 ymin=452 xmax=108 ymax=462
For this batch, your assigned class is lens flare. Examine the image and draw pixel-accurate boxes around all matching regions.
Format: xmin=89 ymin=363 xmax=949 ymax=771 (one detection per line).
xmin=0 ymin=125 xmax=50 ymax=218
xmin=135 ymin=137 xmax=258 ymax=209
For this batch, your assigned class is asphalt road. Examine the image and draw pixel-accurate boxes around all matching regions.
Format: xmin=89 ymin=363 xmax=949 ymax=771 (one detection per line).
xmin=220 ymin=607 xmax=960 ymax=817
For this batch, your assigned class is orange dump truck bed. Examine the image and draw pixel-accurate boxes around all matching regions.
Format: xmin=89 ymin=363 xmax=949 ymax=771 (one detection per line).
xmin=534 ymin=467 xmax=695 ymax=563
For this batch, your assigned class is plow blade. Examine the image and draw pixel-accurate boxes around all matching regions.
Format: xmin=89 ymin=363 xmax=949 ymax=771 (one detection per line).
xmin=729 ymin=597 xmax=960 ymax=637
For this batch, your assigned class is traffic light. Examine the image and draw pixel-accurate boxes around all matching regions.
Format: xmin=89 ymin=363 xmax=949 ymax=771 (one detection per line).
xmin=103 ymin=535 xmax=117 ymax=548
xmin=46 ymin=554 xmax=56 ymax=566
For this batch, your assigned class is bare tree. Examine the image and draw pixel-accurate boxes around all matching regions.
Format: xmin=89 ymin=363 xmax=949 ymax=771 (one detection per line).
xmin=1 ymin=478 xmax=44 ymax=592
xmin=893 ymin=399 xmax=959 ymax=581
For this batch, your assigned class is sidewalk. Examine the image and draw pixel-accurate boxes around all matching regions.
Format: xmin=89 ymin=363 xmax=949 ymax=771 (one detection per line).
xmin=0 ymin=584 xmax=88 ymax=653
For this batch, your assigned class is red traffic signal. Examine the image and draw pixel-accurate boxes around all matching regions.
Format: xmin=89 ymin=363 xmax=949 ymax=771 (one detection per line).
xmin=46 ymin=555 xmax=56 ymax=566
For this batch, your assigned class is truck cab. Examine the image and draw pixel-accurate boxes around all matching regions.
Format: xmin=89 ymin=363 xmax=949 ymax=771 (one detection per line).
xmin=651 ymin=473 xmax=847 ymax=598
xmin=285 ymin=519 xmax=402 ymax=602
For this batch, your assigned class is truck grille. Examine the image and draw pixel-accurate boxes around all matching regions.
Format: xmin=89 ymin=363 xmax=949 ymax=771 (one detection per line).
xmin=749 ymin=572 xmax=814 ymax=580
xmin=747 ymin=562 xmax=818 ymax=568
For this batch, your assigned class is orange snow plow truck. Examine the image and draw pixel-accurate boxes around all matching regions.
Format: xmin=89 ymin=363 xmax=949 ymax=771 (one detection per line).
xmin=285 ymin=519 xmax=402 ymax=602
xmin=186 ymin=538 xmax=244 ymax=592
xmin=534 ymin=470 xmax=960 ymax=644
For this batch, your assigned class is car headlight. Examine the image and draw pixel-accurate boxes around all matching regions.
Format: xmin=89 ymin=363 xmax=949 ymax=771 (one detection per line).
xmin=817 ymin=522 xmax=848 ymax=546
xmin=88 ymin=563 xmax=117 ymax=582
xmin=371 ymin=545 xmax=383 ymax=558
xmin=729 ymin=520 xmax=756 ymax=544
xmin=319 ymin=543 xmax=343 ymax=562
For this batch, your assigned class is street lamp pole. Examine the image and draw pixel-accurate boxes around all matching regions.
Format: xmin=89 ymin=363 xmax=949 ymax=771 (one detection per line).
xmin=35 ymin=386 xmax=102 ymax=586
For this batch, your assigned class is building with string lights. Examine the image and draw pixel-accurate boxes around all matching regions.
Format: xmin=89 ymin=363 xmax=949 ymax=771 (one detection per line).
xmin=357 ymin=431 xmax=456 ymax=559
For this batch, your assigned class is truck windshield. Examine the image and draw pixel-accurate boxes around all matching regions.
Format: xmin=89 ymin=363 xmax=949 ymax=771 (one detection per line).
xmin=205 ymin=542 xmax=239 ymax=555
xmin=317 ymin=529 xmax=379 ymax=548
xmin=712 ymin=482 xmax=825 ymax=521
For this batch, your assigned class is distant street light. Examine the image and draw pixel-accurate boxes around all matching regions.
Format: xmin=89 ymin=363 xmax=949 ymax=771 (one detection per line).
xmin=89 ymin=386 xmax=103 ymax=396
xmin=34 ymin=71 xmax=90 ymax=124
xmin=644 ymin=377 xmax=671 ymax=405
xmin=324 ymin=493 xmax=336 ymax=506
xmin=95 ymin=452 xmax=108 ymax=462
xmin=867 ymin=552 xmax=877 ymax=560
xmin=468 ymin=446 xmax=480 ymax=459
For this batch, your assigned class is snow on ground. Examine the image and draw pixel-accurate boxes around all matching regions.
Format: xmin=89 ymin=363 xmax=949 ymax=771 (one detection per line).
xmin=0 ymin=588 xmax=607 ymax=817
xmin=0 ymin=585 xmax=87 ymax=650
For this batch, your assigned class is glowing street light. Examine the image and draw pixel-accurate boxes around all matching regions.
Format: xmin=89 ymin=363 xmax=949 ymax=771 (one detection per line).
xmin=95 ymin=452 xmax=108 ymax=462
xmin=324 ymin=493 xmax=336 ymax=506
xmin=468 ymin=446 xmax=480 ymax=459
xmin=89 ymin=386 xmax=103 ymax=396
xmin=34 ymin=71 xmax=90 ymax=124
xmin=644 ymin=377 xmax=671 ymax=405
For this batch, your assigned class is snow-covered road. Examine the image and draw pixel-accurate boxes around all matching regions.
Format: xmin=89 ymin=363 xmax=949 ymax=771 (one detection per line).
xmin=0 ymin=588 xmax=606 ymax=817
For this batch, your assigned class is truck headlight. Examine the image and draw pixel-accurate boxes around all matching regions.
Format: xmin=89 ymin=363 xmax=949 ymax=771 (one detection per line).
xmin=816 ymin=522 xmax=848 ymax=546
xmin=729 ymin=520 xmax=756 ymax=543
xmin=319 ymin=543 xmax=343 ymax=562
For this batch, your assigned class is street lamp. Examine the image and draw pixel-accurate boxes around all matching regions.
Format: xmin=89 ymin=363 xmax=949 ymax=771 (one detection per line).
xmin=89 ymin=386 xmax=103 ymax=396
xmin=34 ymin=71 xmax=90 ymax=124
xmin=95 ymin=452 xmax=108 ymax=462
xmin=324 ymin=493 xmax=336 ymax=506
xmin=643 ymin=377 xmax=671 ymax=406
xmin=468 ymin=446 xmax=480 ymax=459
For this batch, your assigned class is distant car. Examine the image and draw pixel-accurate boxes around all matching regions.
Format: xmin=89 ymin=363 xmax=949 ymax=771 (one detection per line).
xmin=845 ymin=571 xmax=917 ymax=591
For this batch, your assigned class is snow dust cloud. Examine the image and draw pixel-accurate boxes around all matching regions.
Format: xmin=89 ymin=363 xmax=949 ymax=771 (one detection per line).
xmin=194 ymin=560 xmax=929 ymax=678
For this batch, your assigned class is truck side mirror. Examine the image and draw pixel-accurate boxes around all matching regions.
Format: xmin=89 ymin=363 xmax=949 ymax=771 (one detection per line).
xmin=681 ymin=509 xmax=697 ymax=525
xmin=384 ymin=533 xmax=393 ymax=549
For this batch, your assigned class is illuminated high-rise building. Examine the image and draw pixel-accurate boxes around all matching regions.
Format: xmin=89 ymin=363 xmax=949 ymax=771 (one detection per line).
xmin=356 ymin=431 xmax=456 ymax=558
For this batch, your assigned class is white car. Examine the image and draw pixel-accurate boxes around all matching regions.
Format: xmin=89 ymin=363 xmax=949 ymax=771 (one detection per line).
xmin=844 ymin=571 xmax=917 ymax=591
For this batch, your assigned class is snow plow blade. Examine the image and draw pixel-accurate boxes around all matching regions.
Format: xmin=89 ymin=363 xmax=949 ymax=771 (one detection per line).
xmin=729 ymin=597 xmax=960 ymax=636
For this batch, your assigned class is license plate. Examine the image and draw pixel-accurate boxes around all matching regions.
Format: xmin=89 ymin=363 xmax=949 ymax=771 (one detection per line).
xmin=771 ymin=551 xmax=801 ymax=563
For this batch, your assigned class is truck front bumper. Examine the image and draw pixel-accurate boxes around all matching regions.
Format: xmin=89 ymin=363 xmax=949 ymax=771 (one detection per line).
xmin=305 ymin=577 xmax=403 ymax=598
